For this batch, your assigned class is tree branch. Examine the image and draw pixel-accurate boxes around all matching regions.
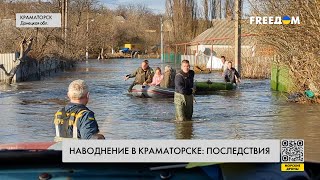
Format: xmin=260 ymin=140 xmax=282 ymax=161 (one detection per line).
xmin=0 ymin=64 xmax=10 ymax=76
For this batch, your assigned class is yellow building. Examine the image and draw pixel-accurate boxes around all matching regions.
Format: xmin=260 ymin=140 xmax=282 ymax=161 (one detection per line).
xmin=124 ymin=44 xmax=142 ymax=51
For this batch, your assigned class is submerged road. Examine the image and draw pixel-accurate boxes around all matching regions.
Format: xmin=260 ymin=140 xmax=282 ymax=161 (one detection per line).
xmin=0 ymin=58 xmax=319 ymax=161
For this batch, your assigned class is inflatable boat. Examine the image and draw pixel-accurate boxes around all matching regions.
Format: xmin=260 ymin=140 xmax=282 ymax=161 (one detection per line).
xmin=130 ymin=81 xmax=236 ymax=98
xmin=131 ymin=85 xmax=175 ymax=98
xmin=195 ymin=81 xmax=236 ymax=94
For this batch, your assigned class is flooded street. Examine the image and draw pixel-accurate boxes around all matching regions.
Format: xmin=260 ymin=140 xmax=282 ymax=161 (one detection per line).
xmin=0 ymin=58 xmax=319 ymax=161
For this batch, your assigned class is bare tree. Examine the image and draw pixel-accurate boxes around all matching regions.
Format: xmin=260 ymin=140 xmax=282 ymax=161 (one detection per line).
xmin=203 ymin=0 xmax=210 ymax=28
xmin=225 ymin=0 xmax=234 ymax=19
xmin=165 ymin=0 xmax=198 ymax=43
xmin=0 ymin=37 xmax=33 ymax=84
xmin=210 ymin=0 xmax=216 ymax=19
xmin=250 ymin=0 xmax=320 ymax=102
xmin=0 ymin=1 xmax=163 ymax=60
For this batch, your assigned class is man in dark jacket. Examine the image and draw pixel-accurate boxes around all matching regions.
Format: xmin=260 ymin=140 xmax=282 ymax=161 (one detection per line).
xmin=224 ymin=61 xmax=241 ymax=84
xmin=174 ymin=60 xmax=195 ymax=121
xmin=125 ymin=60 xmax=154 ymax=92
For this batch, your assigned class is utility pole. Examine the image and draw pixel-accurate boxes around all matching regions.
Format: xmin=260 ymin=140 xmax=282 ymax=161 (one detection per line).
xmin=219 ymin=0 xmax=222 ymax=19
xmin=64 ymin=0 xmax=68 ymax=49
xmin=160 ymin=16 xmax=164 ymax=63
xmin=86 ymin=3 xmax=89 ymax=60
xmin=234 ymin=0 xmax=241 ymax=76
xmin=61 ymin=0 xmax=65 ymax=51
xmin=61 ymin=0 xmax=68 ymax=51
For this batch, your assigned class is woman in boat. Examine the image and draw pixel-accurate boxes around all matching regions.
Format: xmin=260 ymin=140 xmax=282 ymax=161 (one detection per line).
xmin=149 ymin=67 xmax=163 ymax=86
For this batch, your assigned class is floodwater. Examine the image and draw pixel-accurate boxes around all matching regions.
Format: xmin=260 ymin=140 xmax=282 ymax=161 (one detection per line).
xmin=0 ymin=58 xmax=319 ymax=161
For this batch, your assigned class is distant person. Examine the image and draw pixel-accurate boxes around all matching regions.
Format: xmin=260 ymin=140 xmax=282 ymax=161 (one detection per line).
xmin=221 ymin=56 xmax=229 ymax=73
xmin=150 ymin=67 xmax=163 ymax=86
xmin=174 ymin=60 xmax=195 ymax=121
xmin=53 ymin=79 xmax=105 ymax=142
xmin=125 ymin=59 xmax=154 ymax=92
xmin=160 ymin=65 xmax=176 ymax=88
xmin=224 ymin=61 xmax=241 ymax=84
xmin=131 ymin=51 xmax=138 ymax=58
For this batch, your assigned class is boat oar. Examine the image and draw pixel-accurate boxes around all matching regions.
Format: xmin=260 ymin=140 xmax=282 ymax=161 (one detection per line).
xmin=195 ymin=66 xmax=204 ymax=72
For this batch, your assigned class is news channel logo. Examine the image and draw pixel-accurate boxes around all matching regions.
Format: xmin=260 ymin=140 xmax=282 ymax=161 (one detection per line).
xmin=249 ymin=16 xmax=300 ymax=25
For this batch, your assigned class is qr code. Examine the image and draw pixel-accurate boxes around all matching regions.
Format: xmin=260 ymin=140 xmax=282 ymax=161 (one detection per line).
xmin=281 ymin=139 xmax=304 ymax=162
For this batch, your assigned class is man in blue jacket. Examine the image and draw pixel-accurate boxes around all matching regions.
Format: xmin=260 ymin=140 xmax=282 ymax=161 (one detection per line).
xmin=53 ymin=79 xmax=105 ymax=141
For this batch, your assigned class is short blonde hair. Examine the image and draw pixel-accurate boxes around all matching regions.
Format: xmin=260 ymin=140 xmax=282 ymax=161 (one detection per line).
xmin=68 ymin=79 xmax=89 ymax=99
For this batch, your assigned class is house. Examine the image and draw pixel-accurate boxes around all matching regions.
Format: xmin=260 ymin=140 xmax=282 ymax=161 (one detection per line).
xmin=189 ymin=19 xmax=257 ymax=58
xmin=179 ymin=19 xmax=259 ymax=68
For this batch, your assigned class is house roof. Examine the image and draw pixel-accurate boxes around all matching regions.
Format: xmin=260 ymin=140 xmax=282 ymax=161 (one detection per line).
xmin=190 ymin=19 xmax=256 ymax=45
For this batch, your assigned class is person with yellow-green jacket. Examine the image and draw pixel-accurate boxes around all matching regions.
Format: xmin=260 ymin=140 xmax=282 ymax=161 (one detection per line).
xmin=174 ymin=60 xmax=195 ymax=121
xmin=125 ymin=59 xmax=154 ymax=92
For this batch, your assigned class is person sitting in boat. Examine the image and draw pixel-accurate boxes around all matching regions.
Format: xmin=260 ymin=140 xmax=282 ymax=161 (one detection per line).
xmin=224 ymin=61 xmax=241 ymax=84
xmin=221 ymin=56 xmax=228 ymax=71
xmin=160 ymin=65 xmax=176 ymax=88
xmin=125 ymin=59 xmax=154 ymax=92
xmin=53 ymin=79 xmax=105 ymax=142
xmin=149 ymin=67 xmax=163 ymax=86
xmin=221 ymin=56 xmax=229 ymax=76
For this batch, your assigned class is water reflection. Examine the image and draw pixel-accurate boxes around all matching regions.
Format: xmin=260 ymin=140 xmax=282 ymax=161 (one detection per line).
xmin=272 ymin=104 xmax=320 ymax=161
xmin=175 ymin=121 xmax=194 ymax=139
